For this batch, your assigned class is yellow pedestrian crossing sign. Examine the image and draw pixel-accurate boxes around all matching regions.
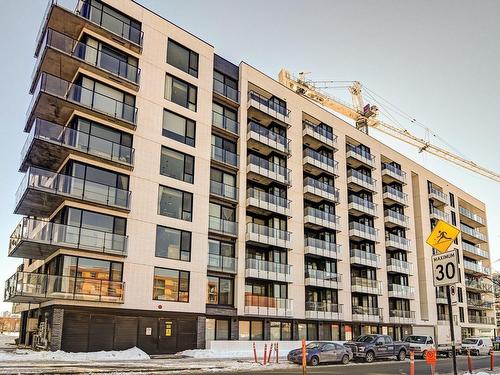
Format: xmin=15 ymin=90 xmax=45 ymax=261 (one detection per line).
xmin=426 ymin=220 xmax=460 ymax=253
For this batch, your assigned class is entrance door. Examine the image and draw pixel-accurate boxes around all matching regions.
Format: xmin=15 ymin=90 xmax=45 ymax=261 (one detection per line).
xmin=158 ymin=318 xmax=177 ymax=354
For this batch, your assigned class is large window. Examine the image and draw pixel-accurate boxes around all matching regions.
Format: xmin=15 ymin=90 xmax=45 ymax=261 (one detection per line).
xmin=153 ymin=267 xmax=189 ymax=302
xmin=162 ymin=110 xmax=195 ymax=147
xmin=207 ymin=276 xmax=234 ymax=305
xmin=160 ymin=147 xmax=194 ymax=183
xmin=238 ymin=320 xmax=263 ymax=341
xmin=167 ymin=39 xmax=199 ymax=77
xmin=158 ymin=186 xmax=193 ymax=221
xmin=205 ymin=319 xmax=230 ymax=343
xmin=53 ymin=207 xmax=126 ymax=235
xmin=155 ymin=225 xmax=191 ymax=261
xmin=47 ymin=255 xmax=123 ymax=281
xmin=270 ymin=321 xmax=292 ymax=341
xmin=165 ymin=74 xmax=197 ymax=111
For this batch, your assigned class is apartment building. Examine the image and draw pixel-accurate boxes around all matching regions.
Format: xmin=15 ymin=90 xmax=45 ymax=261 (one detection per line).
xmin=3 ymin=0 xmax=494 ymax=354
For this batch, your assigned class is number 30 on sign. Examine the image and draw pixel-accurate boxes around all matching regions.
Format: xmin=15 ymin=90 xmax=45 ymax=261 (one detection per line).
xmin=431 ymin=249 xmax=460 ymax=287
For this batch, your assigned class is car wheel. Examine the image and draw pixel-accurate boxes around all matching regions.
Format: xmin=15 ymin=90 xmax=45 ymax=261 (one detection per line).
xmin=397 ymin=350 xmax=406 ymax=361
xmin=342 ymin=354 xmax=350 ymax=365
xmin=365 ymin=351 xmax=375 ymax=363
xmin=310 ymin=356 xmax=319 ymax=366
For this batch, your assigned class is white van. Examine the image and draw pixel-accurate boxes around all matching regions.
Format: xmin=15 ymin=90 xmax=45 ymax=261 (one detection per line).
xmin=461 ymin=337 xmax=493 ymax=356
xmin=404 ymin=335 xmax=436 ymax=358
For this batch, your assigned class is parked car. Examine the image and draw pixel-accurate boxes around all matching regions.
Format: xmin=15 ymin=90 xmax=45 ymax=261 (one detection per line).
xmin=404 ymin=335 xmax=435 ymax=359
xmin=460 ymin=337 xmax=493 ymax=356
xmin=344 ymin=334 xmax=409 ymax=363
xmin=287 ymin=341 xmax=353 ymax=366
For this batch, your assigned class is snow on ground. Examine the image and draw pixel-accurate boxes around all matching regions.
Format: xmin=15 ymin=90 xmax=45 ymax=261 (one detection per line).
xmin=179 ymin=349 xmax=280 ymax=359
xmin=0 ymin=333 xmax=17 ymax=348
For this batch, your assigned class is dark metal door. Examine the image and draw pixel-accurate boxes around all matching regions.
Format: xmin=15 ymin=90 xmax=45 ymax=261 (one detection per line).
xmin=158 ymin=318 xmax=177 ymax=354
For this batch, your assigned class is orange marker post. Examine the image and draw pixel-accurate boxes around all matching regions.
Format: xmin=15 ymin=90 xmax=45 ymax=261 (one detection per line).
xmin=409 ymin=350 xmax=415 ymax=375
xmin=301 ymin=338 xmax=307 ymax=374
xmin=275 ymin=342 xmax=279 ymax=363
xmin=253 ymin=342 xmax=258 ymax=363
xmin=263 ymin=343 xmax=267 ymax=366
xmin=467 ymin=349 xmax=473 ymax=374
xmin=491 ymin=349 xmax=494 ymax=371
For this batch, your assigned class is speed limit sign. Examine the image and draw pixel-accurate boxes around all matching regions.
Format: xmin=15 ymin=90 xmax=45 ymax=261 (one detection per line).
xmin=432 ymin=249 xmax=460 ymax=287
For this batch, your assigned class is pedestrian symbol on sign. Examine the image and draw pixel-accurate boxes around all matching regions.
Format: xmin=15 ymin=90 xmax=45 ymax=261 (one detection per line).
xmin=426 ymin=220 xmax=460 ymax=253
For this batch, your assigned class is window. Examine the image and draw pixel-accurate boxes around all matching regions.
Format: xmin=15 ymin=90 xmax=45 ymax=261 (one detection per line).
xmin=53 ymin=207 xmax=126 ymax=235
xmin=207 ymin=276 xmax=234 ymax=305
xmin=209 ymin=203 xmax=235 ymax=222
xmin=160 ymin=147 xmax=194 ymax=183
xmin=155 ymin=225 xmax=191 ymax=261
xmin=165 ymin=74 xmax=197 ymax=111
xmin=251 ymin=321 xmax=263 ymax=340
xmin=449 ymin=192 xmax=455 ymax=208
xmin=158 ymin=186 xmax=193 ymax=221
xmin=205 ymin=319 xmax=229 ymax=342
xmin=270 ymin=321 xmax=291 ymax=341
xmin=459 ymin=307 xmax=465 ymax=323
xmin=208 ymin=239 xmax=235 ymax=258
xmin=162 ymin=110 xmax=195 ymax=146
xmin=458 ymin=287 xmax=463 ymax=302
xmin=153 ymin=267 xmax=189 ymax=302
xmin=167 ymin=39 xmax=199 ymax=77
xmin=451 ymin=211 xmax=457 ymax=226
xmin=210 ymin=168 xmax=237 ymax=199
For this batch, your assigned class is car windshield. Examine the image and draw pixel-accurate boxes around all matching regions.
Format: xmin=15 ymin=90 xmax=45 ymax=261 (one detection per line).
xmin=306 ymin=342 xmax=322 ymax=349
xmin=404 ymin=336 xmax=427 ymax=344
xmin=355 ymin=335 xmax=376 ymax=343
xmin=462 ymin=339 xmax=478 ymax=345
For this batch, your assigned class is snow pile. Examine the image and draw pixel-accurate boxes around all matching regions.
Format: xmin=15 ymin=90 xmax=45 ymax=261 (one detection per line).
xmin=0 ymin=346 xmax=149 ymax=362
xmin=179 ymin=349 xmax=258 ymax=359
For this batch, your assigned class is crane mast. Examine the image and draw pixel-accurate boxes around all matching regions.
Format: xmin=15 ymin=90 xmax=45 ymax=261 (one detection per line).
xmin=278 ymin=69 xmax=500 ymax=182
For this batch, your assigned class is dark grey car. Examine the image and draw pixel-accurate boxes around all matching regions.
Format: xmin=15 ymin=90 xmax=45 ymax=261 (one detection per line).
xmin=287 ymin=341 xmax=354 ymax=366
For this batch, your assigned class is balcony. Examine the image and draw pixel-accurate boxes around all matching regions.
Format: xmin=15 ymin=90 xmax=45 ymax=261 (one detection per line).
xmin=20 ymin=118 xmax=134 ymax=172
xmin=302 ymin=120 xmax=338 ymax=150
xmin=213 ymin=77 xmax=239 ymax=104
xmin=207 ymin=254 xmax=237 ymax=274
xmin=462 ymin=242 xmax=489 ymax=260
xmin=15 ymin=167 xmax=131 ymax=216
xmin=210 ymin=180 xmax=238 ymax=202
xmin=304 ymin=207 xmax=340 ymax=231
xmin=246 ymin=223 xmax=291 ymax=249
xmin=383 ymin=185 xmax=408 ymax=206
xmin=211 ymin=145 xmax=239 ymax=169
xmin=303 ymin=148 xmax=338 ymax=176
xmin=32 ymin=28 xmax=140 ymax=94
xmin=468 ymin=315 xmax=495 ymax=325
xmin=350 ymin=248 xmax=381 ymax=268
xmin=305 ymin=302 xmax=343 ymax=321
xmin=348 ymin=195 xmax=377 ymax=217
xmin=4 ymin=271 xmax=125 ymax=304
xmin=387 ymin=258 xmax=414 ymax=275
xmin=247 ymin=91 xmax=291 ymax=126
xmin=384 ymin=209 xmax=410 ymax=228
xmin=304 ymin=238 xmax=341 ymax=260
xmin=247 ymin=155 xmax=291 ymax=186
xmin=349 ymin=222 xmax=379 ymax=242
xmin=388 ymin=284 xmax=415 ymax=299
xmin=460 ymin=224 xmax=487 ymax=243
xmin=430 ymin=206 xmax=449 ymax=222
xmin=247 ymin=121 xmax=290 ymax=156
xmin=27 ymin=73 xmax=138 ymax=132
xmin=244 ymin=295 xmax=293 ymax=317
xmin=303 ymin=177 xmax=340 ymax=204
xmin=386 ymin=233 xmax=412 ymax=251
xmin=246 ymin=188 xmax=291 ymax=217
xmin=459 ymin=206 xmax=486 ymax=227
xmin=245 ymin=259 xmax=291 ymax=282
xmin=352 ymin=306 xmax=383 ymax=323
xmin=464 ymin=260 xmax=491 ymax=275
xmin=347 ymin=169 xmax=377 ymax=192
xmin=436 ymin=292 xmax=447 ymax=304
xmin=464 ymin=278 xmax=493 ymax=293
xmin=389 ymin=310 xmax=416 ymax=324
xmin=212 ymin=111 xmax=239 ymax=136
xmin=429 ymin=187 xmax=449 ymax=206
xmin=208 ymin=216 xmax=238 ymax=237
xmin=8 ymin=218 xmax=128 ymax=260
xmin=381 ymin=163 xmax=407 ymax=184
xmin=305 ymin=269 xmax=342 ymax=289
xmin=346 ymin=144 xmax=376 ymax=168
xmin=351 ymin=277 xmax=383 ymax=295
xmin=467 ymin=298 xmax=494 ymax=310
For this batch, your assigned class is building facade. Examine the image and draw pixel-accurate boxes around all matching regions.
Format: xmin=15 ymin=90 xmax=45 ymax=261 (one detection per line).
xmin=3 ymin=0 xmax=494 ymax=354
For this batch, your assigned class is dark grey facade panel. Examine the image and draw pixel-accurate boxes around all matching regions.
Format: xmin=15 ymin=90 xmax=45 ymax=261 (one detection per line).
xmin=214 ymin=54 xmax=239 ymax=81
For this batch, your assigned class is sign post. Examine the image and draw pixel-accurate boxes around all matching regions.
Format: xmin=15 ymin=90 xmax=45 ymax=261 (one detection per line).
xmin=427 ymin=220 xmax=460 ymax=375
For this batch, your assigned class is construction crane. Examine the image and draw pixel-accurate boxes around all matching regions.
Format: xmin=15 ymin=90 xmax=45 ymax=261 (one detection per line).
xmin=278 ymin=69 xmax=500 ymax=182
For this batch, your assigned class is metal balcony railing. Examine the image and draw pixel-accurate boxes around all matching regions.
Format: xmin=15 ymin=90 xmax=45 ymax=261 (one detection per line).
xmin=246 ymin=258 xmax=291 ymax=275
xmin=463 ymin=260 xmax=491 ymax=275
xmin=248 ymin=121 xmax=290 ymax=153
xmin=212 ymin=111 xmax=239 ymax=135
xmin=347 ymin=169 xmax=376 ymax=189
xmin=305 ymin=269 xmax=341 ymax=284
xmin=302 ymin=120 xmax=337 ymax=147
xmin=304 ymin=237 xmax=341 ymax=258
xmin=303 ymin=148 xmax=338 ymax=174
xmin=303 ymin=177 xmax=340 ymax=202
xmin=460 ymin=224 xmax=487 ymax=242
xmin=207 ymin=254 xmax=237 ymax=273
xmin=208 ymin=216 xmax=238 ymax=236
xmin=462 ymin=242 xmax=489 ymax=258
xmin=346 ymin=143 xmax=375 ymax=166
xmin=247 ymin=154 xmax=291 ymax=184
xmin=244 ymin=294 xmax=293 ymax=316
xmin=386 ymin=232 xmax=411 ymax=250
xmin=351 ymin=277 xmax=383 ymax=295
xmin=305 ymin=301 xmax=342 ymax=313
xmin=389 ymin=310 xmax=415 ymax=319
xmin=349 ymin=195 xmax=377 ymax=214
xmin=387 ymin=258 xmax=414 ymax=274
xmin=383 ymin=185 xmax=408 ymax=204
xmin=304 ymin=207 xmax=340 ymax=228
xmin=246 ymin=222 xmax=291 ymax=244
xmin=352 ymin=305 xmax=383 ymax=317
xmin=459 ymin=206 xmax=486 ymax=226
xmin=210 ymin=180 xmax=238 ymax=201
xmin=211 ymin=145 xmax=239 ymax=168
xmin=429 ymin=186 xmax=449 ymax=204
xmin=384 ymin=209 xmax=409 ymax=225
xmin=213 ymin=78 xmax=239 ymax=103
xmin=247 ymin=188 xmax=290 ymax=211
xmin=381 ymin=163 xmax=406 ymax=182
xmin=388 ymin=284 xmax=415 ymax=299
xmin=349 ymin=221 xmax=379 ymax=241
xmin=248 ymin=91 xmax=290 ymax=121
xmin=350 ymin=248 xmax=381 ymax=268
xmin=430 ymin=206 xmax=449 ymax=221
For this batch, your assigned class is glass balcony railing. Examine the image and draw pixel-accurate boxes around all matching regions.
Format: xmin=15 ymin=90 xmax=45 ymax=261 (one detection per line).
xmin=213 ymin=78 xmax=239 ymax=103
xmin=304 ymin=237 xmax=341 ymax=259
xmin=468 ymin=315 xmax=495 ymax=325
xmin=381 ymin=163 xmax=406 ymax=182
xmin=21 ymin=119 xmax=134 ymax=168
xmin=384 ymin=209 xmax=409 ymax=225
xmin=349 ymin=222 xmax=379 ymax=241
xmin=246 ymin=258 xmax=291 ymax=275
xmin=305 ymin=269 xmax=341 ymax=284
xmin=208 ymin=216 xmax=238 ymax=236
xmin=387 ymin=258 xmax=413 ymax=274
xmin=385 ymin=232 xmax=411 ymax=250
xmin=346 ymin=143 xmax=375 ymax=166
xmin=212 ymin=111 xmax=239 ymax=135
xmin=383 ymin=185 xmax=408 ymax=204
xmin=352 ymin=305 xmax=383 ymax=317
xmin=302 ymin=120 xmax=337 ymax=147
xmin=76 ymin=0 xmax=144 ymax=47
xmin=429 ymin=187 xmax=449 ymax=204
xmin=389 ymin=310 xmax=415 ymax=320
xmin=247 ymin=188 xmax=290 ymax=211
xmin=34 ymin=28 xmax=140 ymax=85
xmin=351 ymin=277 xmax=383 ymax=295
xmin=29 ymin=73 xmax=138 ymax=125
xmin=460 ymin=224 xmax=487 ymax=242
xmin=388 ymin=284 xmax=415 ymax=299
xmin=9 ymin=217 xmax=128 ymax=257
xmin=246 ymin=222 xmax=291 ymax=245
xmin=303 ymin=148 xmax=338 ymax=174
xmin=4 ymin=271 xmax=125 ymax=303
xmin=467 ymin=298 xmax=494 ymax=310
xmin=459 ymin=206 xmax=486 ymax=226
xmin=430 ymin=206 xmax=449 ymax=221
xmin=304 ymin=207 xmax=340 ymax=228
xmin=16 ymin=167 xmax=131 ymax=211
xmin=210 ymin=180 xmax=238 ymax=201
xmin=305 ymin=301 xmax=342 ymax=314
xmin=247 ymin=154 xmax=291 ymax=184
xmin=211 ymin=145 xmax=239 ymax=168
xmin=303 ymin=177 xmax=340 ymax=202
xmin=464 ymin=260 xmax=491 ymax=275
xmin=248 ymin=121 xmax=290 ymax=153
xmin=350 ymin=248 xmax=381 ymax=268
xmin=349 ymin=195 xmax=377 ymax=214
xmin=244 ymin=295 xmax=293 ymax=316
xmin=248 ymin=91 xmax=291 ymax=123
xmin=464 ymin=278 xmax=493 ymax=292
xmin=207 ymin=254 xmax=237 ymax=273
xmin=462 ymin=242 xmax=489 ymax=258
xmin=347 ymin=169 xmax=376 ymax=189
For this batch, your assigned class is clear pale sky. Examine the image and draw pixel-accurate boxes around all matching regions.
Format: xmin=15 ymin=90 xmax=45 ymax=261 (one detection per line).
xmin=0 ymin=0 xmax=498 ymax=312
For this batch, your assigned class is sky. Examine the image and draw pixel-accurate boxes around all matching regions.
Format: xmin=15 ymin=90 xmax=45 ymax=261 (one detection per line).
xmin=0 ymin=0 xmax=498 ymax=312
